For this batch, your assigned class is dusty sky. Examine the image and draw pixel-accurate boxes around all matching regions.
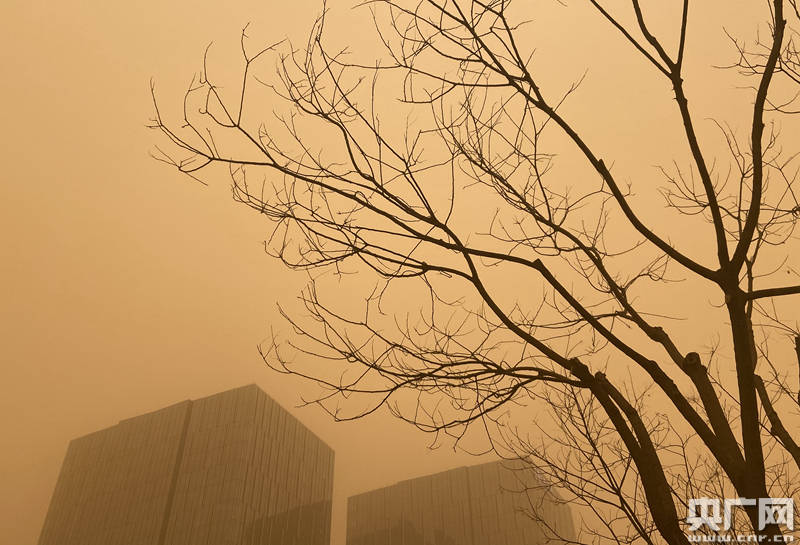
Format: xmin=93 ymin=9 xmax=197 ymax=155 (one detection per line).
xmin=2 ymin=1 xmax=797 ymax=545
xmin=0 ymin=2 xmax=487 ymax=544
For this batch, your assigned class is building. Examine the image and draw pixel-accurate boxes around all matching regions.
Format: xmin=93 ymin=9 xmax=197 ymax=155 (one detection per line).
xmin=37 ymin=384 xmax=334 ymax=545
xmin=346 ymin=460 xmax=574 ymax=545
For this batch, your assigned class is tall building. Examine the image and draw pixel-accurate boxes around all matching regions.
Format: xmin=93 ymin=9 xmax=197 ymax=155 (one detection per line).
xmin=38 ymin=384 xmax=334 ymax=545
xmin=346 ymin=460 xmax=574 ymax=545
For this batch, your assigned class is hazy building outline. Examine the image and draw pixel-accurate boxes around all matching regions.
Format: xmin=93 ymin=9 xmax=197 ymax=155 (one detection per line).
xmin=37 ymin=384 xmax=335 ymax=545
xmin=346 ymin=460 xmax=574 ymax=545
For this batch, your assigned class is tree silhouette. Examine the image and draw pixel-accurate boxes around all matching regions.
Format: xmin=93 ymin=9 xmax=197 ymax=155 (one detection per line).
xmin=151 ymin=1 xmax=800 ymax=544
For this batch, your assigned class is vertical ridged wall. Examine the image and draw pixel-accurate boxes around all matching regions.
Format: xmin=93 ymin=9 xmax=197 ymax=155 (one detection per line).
xmin=163 ymin=385 xmax=334 ymax=545
xmin=37 ymin=385 xmax=334 ymax=545
xmin=346 ymin=460 xmax=574 ymax=545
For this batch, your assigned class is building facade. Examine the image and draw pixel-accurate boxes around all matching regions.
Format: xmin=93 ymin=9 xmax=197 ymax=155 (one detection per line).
xmin=38 ymin=384 xmax=334 ymax=545
xmin=346 ymin=460 xmax=574 ymax=545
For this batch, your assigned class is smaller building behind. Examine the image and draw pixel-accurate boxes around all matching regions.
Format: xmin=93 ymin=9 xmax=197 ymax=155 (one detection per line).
xmin=347 ymin=460 xmax=574 ymax=545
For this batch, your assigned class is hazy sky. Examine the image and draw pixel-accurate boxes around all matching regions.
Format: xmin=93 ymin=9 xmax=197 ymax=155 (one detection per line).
xmin=0 ymin=2 xmax=486 ymax=544
xmin=2 ymin=1 xmax=797 ymax=545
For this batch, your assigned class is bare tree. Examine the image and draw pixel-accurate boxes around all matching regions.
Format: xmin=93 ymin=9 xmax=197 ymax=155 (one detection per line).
xmin=151 ymin=1 xmax=800 ymax=544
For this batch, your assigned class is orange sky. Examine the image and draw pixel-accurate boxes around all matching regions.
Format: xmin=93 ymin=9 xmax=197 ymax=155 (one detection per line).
xmin=2 ymin=1 xmax=798 ymax=544
xmin=0 ymin=2 xmax=487 ymax=544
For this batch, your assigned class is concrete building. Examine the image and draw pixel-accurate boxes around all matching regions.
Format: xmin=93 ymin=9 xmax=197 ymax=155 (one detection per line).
xmin=346 ymin=460 xmax=574 ymax=545
xmin=38 ymin=384 xmax=334 ymax=545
